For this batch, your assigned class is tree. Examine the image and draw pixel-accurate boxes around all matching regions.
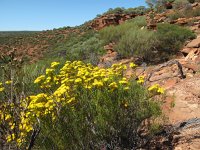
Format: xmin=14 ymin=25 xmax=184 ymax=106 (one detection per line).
xmin=145 ymin=0 xmax=159 ymax=8
xmin=145 ymin=0 xmax=175 ymax=9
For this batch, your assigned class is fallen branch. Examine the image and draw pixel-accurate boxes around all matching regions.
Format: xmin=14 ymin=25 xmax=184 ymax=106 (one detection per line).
xmin=27 ymin=118 xmax=41 ymax=150
xmin=27 ymin=128 xmax=40 ymax=150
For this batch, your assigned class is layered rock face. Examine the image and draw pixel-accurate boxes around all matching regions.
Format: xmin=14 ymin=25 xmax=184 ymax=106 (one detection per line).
xmin=90 ymin=13 xmax=139 ymax=30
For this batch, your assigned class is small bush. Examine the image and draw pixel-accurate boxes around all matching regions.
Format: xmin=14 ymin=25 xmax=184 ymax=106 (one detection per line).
xmin=55 ymin=31 xmax=105 ymax=65
xmin=124 ymin=6 xmax=147 ymax=15
xmin=167 ymin=11 xmax=185 ymax=21
xmin=65 ymin=36 xmax=104 ymax=65
xmin=173 ymin=0 xmax=190 ymax=9
xmin=102 ymin=7 xmax=148 ymax=16
xmin=100 ymin=20 xmax=195 ymax=63
xmin=116 ymin=28 xmax=158 ymax=60
xmin=157 ymin=23 xmax=196 ymax=54
xmin=168 ymin=7 xmax=200 ymax=21
xmin=188 ymin=0 xmax=195 ymax=3
xmin=104 ymin=7 xmax=125 ymax=15
xmin=100 ymin=16 xmax=147 ymax=44
xmin=186 ymin=7 xmax=200 ymax=17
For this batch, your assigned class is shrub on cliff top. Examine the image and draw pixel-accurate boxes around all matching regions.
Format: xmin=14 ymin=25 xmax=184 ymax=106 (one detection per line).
xmin=100 ymin=19 xmax=195 ymax=63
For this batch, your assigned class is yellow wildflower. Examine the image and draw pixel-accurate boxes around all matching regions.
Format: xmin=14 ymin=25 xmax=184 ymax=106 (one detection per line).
xmin=124 ymin=102 xmax=128 ymax=108
xmin=109 ymin=82 xmax=118 ymax=89
xmin=46 ymin=68 xmax=55 ymax=75
xmin=157 ymin=87 xmax=165 ymax=94
xmin=51 ymin=62 xmax=60 ymax=68
xmin=119 ymin=78 xmax=128 ymax=84
xmin=124 ymin=87 xmax=130 ymax=90
xmin=6 ymin=134 xmax=15 ymax=142
xmin=34 ymin=75 xmax=45 ymax=84
xmin=129 ymin=62 xmax=137 ymax=68
xmin=137 ymin=76 xmax=145 ymax=84
xmin=92 ymin=79 xmax=103 ymax=87
xmin=75 ymin=78 xmax=82 ymax=83
xmin=148 ymin=84 xmax=165 ymax=94
xmin=5 ymin=80 xmax=12 ymax=84
xmin=148 ymin=84 xmax=159 ymax=91
xmin=0 ymin=87 xmax=4 ymax=92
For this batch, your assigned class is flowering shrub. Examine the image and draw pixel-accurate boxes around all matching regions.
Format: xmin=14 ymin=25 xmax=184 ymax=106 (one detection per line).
xmin=0 ymin=60 xmax=162 ymax=149
xmin=148 ymin=84 xmax=165 ymax=94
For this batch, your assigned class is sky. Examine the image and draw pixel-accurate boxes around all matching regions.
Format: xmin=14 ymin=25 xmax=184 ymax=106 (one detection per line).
xmin=0 ymin=0 xmax=146 ymax=31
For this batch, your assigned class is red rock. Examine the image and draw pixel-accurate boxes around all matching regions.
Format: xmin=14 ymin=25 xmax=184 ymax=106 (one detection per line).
xmin=182 ymin=63 xmax=199 ymax=72
xmin=163 ymin=78 xmax=179 ymax=89
xmin=194 ymin=55 xmax=200 ymax=63
xmin=135 ymin=68 xmax=145 ymax=76
xmin=186 ymin=38 xmax=200 ymax=48
xmin=190 ymin=26 xmax=199 ymax=31
xmin=90 ymin=13 xmax=137 ymax=30
xmin=175 ymin=18 xmax=188 ymax=25
xmin=104 ymin=43 xmax=115 ymax=52
xmin=181 ymin=48 xmax=193 ymax=54
xmin=162 ymin=96 xmax=175 ymax=111
xmin=185 ymin=48 xmax=199 ymax=60
xmin=192 ymin=2 xmax=199 ymax=8
xmin=150 ymin=72 xmax=173 ymax=81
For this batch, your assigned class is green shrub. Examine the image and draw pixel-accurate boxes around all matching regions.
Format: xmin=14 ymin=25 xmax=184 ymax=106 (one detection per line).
xmin=173 ymin=0 xmax=190 ymax=9
xmin=157 ymin=23 xmax=196 ymax=54
xmin=185 ymin=7 xmax=200 ymax=17
xmin=65 ymin=36 xmax=104 ymax=65
xmin=100 ymin=21 xmax=195 ymax=63
xmin=54 ymin=31 xmax=104 ymax=65
xmin=168 ymin=7 xmax=200 ymax=21
xmin=104 ymin=7 xmax=125 ymax=15
xmin=116 ymin=28 xmax=158 ymax=60
xmin=124 ymin=6 xmax=147 ymax=15
xmin=100 ymin=16 xmax=147 ymax=44
xmin=102 ymin=7 xmax=148 ymax=16
xmin=188 ymin=0 xmax=195 ymax=3
xmin=167 ymin=11 xmax=185 ymax=21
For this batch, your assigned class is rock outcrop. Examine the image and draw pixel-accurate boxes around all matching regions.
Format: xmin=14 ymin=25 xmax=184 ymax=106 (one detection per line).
xmin=90 ymin=13 xmax=139 ymax=30
xmin=143 ymin=118 xmax=200 ymax=150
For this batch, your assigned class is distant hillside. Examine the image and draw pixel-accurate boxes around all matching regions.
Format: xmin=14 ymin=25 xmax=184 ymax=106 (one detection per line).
xmin=0 ymin=7 xmax=146 ymax=63
xmin=0 ymin=26 xmax=86 ymax=62
xmin=0 ymin=31 xmax=40 ymax=37
xmin=0 ymin=2 xmax=200 ymax=64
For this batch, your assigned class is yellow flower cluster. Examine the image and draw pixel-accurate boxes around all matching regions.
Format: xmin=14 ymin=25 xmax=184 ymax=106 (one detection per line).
xmin=129 ymin=62 xmax=137 ymax=68
xmin=0 ymin=82 xmax=4 ymax=92
xmin=0 ymin=80 xmax=13 ymax=92
xmin=0 ymin=60 xmax=164 ymax=146
xmin=137 ymin=75 xmax=145 ymax=84
xmin=5 ymin=80 xmax=12 ymax=85
xmin=1 ymin=61 xmax=132 ymax=145
xmin=148 ymin=84 xmax=165 ymax=94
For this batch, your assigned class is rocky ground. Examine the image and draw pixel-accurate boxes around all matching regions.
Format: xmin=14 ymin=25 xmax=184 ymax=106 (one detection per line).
xmin=98 ymin=16 xmax=200 ymax=149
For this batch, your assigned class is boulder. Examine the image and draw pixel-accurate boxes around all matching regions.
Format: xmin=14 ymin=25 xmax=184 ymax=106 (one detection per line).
xmin=181 ymin=48 xmax=193 ymax=54
xmin=182 ymin=63 xmax=200 ymax=72
xmin=185 ymin=48 xmax=200 ymax=64
xmin=150 ymin=72 xmax=174 ymax=81
xmin=187 ymin=38 xmax=200 ymax=48
xmin=142 ymin=118 xmax=200 ymax=150
xmin=163 ymin=78 xmax=179 ymax=89
xmin=90 ymin=13 xmax=137 ymax=30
